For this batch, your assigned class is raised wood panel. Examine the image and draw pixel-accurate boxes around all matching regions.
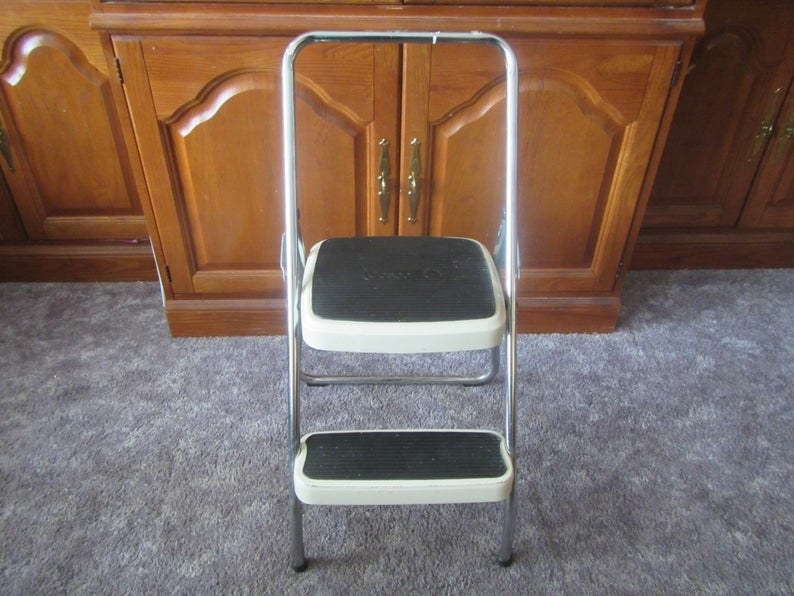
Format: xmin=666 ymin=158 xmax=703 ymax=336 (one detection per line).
xmin=166 ymin=70 xmax=284 ymax=294
xmin=516 ymin=71 xmax=624 ymax=276
xmin=166 ymin=70 xmax=372 ymax=294
xmin=0 ymin=28 xmax=146 ymax=240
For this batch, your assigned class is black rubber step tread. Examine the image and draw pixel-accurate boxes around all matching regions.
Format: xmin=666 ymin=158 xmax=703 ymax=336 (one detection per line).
xmin=301 ymin=431 xmax=507 ymax=481
xmin=311 ymin=236 xmax=496 ymax=323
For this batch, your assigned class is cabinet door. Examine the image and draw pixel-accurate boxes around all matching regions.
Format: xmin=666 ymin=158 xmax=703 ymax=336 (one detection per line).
xmin=739 ymin=76 xmax=794 ymax=228
xmin=116 ymin=37 xmax=399 ymax=297
xmin=403 ymin=39 xmax=679 ymax=293
xmin=0 ymin=25 xmax=146 ymax=241
xmin=645 ymin=0 xmax=793 ymax=228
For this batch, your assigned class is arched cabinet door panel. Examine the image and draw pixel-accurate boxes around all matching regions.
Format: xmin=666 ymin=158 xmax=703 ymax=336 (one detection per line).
xmin=116 ymin=37 xmax=398 ymax=296
xmin=0 ymin=28 xmax=145 ymax=240
xmin=405 ymin=39 xmax=680 ymax=293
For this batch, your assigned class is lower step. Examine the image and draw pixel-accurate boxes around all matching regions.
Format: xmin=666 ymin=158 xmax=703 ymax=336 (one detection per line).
xmin=294 ymin=430 xmax=514 ymax=505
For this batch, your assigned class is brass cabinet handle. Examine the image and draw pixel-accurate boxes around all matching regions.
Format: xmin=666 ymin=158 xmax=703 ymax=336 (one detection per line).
xmin=0 ymin=127 xmax=14 ymax=172
xmin=377 ymin=138 xmax=390 ymax=223
xmin=780 ymin=123 xmax=794 ymax=156
xmin=771 ymin=115 xmax=794 ymax=165
xmin=749 ymin=87 xmax=783 ymax=162
xmin=750 ymin=120 xmax=775 ymax=161
xmin=407 ymin=138 xmax=421 ymax=223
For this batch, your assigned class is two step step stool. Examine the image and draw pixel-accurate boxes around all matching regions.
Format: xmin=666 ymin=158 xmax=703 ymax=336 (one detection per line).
xmin=281 ymin=30 xmax=519 ymax=570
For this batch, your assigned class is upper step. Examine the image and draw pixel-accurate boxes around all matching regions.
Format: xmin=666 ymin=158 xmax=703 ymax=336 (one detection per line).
xmin=300 ymin=237 xmax=506 ymax=353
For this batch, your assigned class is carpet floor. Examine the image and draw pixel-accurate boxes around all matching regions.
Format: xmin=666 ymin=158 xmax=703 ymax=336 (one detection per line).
xmin=1 ymin=269 xmax=792 ymax=594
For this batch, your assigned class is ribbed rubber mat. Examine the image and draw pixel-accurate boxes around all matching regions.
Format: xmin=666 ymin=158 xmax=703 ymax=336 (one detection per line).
xmin=302 ymin=431 xmax=507 ymax=480
xmin=311 ymin=237 xmax=496 ymax=322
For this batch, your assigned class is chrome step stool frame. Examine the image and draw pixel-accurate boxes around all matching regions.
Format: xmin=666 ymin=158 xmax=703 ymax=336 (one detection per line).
xmin=282 ymin=30 xmax=519 ymax=570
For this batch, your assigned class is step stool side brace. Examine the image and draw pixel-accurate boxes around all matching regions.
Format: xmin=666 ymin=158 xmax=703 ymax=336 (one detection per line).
xmin=282 ymin=31 xmax=520 ymax=570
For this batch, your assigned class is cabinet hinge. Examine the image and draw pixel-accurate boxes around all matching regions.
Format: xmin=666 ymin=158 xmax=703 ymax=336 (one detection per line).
xmin=670 ymin=60 xmax=682 ymax=89
xmin=165 ymin=265 xmax=172 ymax=283
xmin=114 ymin=57 xmax=124 ymax=85
xmin=615 ymin=260 xmax=624 ymax=280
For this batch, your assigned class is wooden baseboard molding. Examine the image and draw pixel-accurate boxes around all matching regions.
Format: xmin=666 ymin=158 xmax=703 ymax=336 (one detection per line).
xmin=631 ymin=232 xmax=794 ymax=269
xmin=165 ymin=294 xmax=621 ymax=336
xmin=166 ymin=296 xmax=288 ymax=336
xmin=0 ymin=243 xmax=157 ymax=282
xmin=516 ymin=295 xmax=620 ymax=333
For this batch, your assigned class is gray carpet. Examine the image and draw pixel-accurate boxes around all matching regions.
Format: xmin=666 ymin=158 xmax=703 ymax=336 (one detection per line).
xmin=1 ymin=270 xmax=792 ymax=594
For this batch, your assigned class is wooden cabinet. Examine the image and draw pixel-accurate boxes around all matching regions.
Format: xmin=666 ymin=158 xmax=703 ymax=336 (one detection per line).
xmin=0 ymin=0 xmax=155 ymax=281
xmin=634 ymin=0 xmax=794 ymax=268
xmin=95 ymin=1 xmax=705 ymax=334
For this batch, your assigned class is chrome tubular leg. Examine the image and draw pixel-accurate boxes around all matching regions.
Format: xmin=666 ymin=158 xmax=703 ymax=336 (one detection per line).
xmin=289 ymin=334 xmax=307 ymax=572
xmin=497 ymin=328 xmax=517 ymax=566
xmin=498 ymin=318 xmax=517 ymax=566
xmin=288 ymin=335 xmax=307 ymax=571
xmin=497 ymin=490 xmax=517 ymax=566
xmin=290 ymin=492 xmax=307 ymax=571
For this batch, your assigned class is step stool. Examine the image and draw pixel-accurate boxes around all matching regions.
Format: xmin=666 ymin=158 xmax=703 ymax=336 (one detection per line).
xmin=281 ymin=30 xmax=519 ymax=571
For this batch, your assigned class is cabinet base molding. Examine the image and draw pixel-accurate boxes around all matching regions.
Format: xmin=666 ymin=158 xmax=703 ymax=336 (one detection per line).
xmin=0 ymin=243 xmax=157 ymax=282
xmin=631 ymin=232 xmax=794 ymax=269
xmin=165 ymin=294 xmax=620 ymax=336
xmin=166 ymin=297 xmax=288 ymax=337
xmin=516 ymin=295 xmax=621 ymax=334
